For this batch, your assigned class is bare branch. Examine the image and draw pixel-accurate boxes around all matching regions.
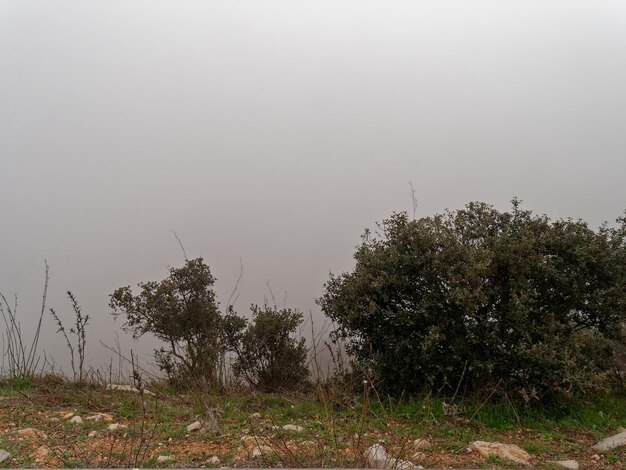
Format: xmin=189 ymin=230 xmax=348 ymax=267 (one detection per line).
xmin=226 ymin=257 xmax=244 ymax=311
xmin=170 ymin=229 xmax=188 ymax=261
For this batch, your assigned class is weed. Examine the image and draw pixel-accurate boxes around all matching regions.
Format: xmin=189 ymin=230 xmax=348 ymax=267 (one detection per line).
xmin=49 ymin=291 xmax=89 ymax=383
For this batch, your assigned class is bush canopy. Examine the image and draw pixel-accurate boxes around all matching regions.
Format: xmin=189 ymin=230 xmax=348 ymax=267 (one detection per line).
xmin=109 ymin=258 xmax=309 ymax=391
xmin=109 ymin=258 xmax=228 ymax=386
xmin=319 ymin=200 xmax=626 ymax=400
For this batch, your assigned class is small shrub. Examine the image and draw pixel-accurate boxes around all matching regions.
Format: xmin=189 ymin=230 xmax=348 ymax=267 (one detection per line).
xmin=227 ymin=304 xmax=310 ymax=391
xmin=109 ymin=258 xmax=231 ymax=388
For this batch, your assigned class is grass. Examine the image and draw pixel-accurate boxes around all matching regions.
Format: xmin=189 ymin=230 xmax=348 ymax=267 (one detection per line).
xmin=1 ymin=375 xmax=626 ymax=468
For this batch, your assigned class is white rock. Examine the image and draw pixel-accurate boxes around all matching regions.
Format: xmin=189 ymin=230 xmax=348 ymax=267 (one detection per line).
xmin=363 ymin=445 xmax=422 ymax=469
xmin=394 ymin=458 xmax=418 ymax=468
xmin=0 ymin=449 xmax=11 ymax=463
xmin=106 ymin=383 xmax=156 ymax=396
xmin=207 ymin=456 xmax=221 ymax=465
xmin=282 ymin=424 xmax=304 ymax=432
xmin=107 ymin=423 xmax=128 ymax=431
xmin=88 ymin=431 xmax=98 ymax=438
xmin=187 ymin=421 xmax=202 ymax=432
xmin=86 ymin=413 xmax=114 ymax=422
xmin=249 ymin=413 xmax=261 ymax=419
xmin=156 ymin=455 xmax=174 ymax=463
xmin=467 ymin=441 xmax=531 ymax=466
xmin=412 ymin=438 xmax=432 ymax=450
xmin=555 ymin=460 xmax=579 ymax=470
xmin=248 ymin=445 xmax=274 ymax=459
xmin=69 ymin=415 xmax=83 ymax=424
xmin=17 ymin=428 xmax=47 ymax=439
xmin=33 ymin=446 xmax=50 ymax=459
xmin=592 ymin=430 xmax=626 ymax=454
xmin=241 ymin=435 xmax=256 ymax=448
xmin=364 ymin=444 xmax=392 ymax=468
xmin=591 ymin=454 xmax=600 ymax=461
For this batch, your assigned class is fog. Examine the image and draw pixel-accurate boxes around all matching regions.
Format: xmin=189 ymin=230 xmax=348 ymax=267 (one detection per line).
xmin=1 ymin=1 xmax=626 ymax=375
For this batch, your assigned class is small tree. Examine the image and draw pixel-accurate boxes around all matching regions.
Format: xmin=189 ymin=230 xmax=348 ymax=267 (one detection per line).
xmin=227 ymin=304 xmax=310 ymax=391
xmin=319 ymin=201 xmax=626 ymax=400
xmin=109 ymin=258 xmax=228 ymax=387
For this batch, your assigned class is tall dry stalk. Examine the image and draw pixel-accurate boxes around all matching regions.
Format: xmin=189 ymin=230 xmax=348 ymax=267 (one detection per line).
xmin=49 ymin=290 xmax=90 ymax=382
xmin=0 ymin=260 xmax=49 ymax=377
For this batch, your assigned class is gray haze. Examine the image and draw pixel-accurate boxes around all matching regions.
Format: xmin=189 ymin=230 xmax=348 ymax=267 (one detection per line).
xmin=1 ymin=1 xmax=626 ymax=375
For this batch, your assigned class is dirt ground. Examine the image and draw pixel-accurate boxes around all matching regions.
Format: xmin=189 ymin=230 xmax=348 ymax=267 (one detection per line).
xmin=1 ymin=380 xmax=625 ymax=469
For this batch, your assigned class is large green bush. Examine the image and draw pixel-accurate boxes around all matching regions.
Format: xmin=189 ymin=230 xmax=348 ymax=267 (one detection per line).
xmin=318 ymin=200 xmax=626 ymax=400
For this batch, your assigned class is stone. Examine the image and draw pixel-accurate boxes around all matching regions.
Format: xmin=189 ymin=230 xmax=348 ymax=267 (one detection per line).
xmin=88 ymin=431 xmax=98 ymax=438
xmin=467 ymin=441 xmax=531 ymax=466
xmin=17 ymin=427 xmax=46 ymax=439
xmin=555 ymin=460 xmax=579 ymax=470
xmin=156 ymin=455 xmax=174 ymax=463
xmin=33 ymin=446 xmax=50 ymax=459
xmin=69 ymin=415 xmax=83 ymax=424
xmin=86 ymin=413 xmax=114 ymax=422
xmin=364 ymin=444 xmax=390 ymax=468
xmin=107 ymin=423 xmax=128 ymax=431
xmin=249 ymin=413 xmax=261 ymax=420
xmin=0 ymin=450 xmax=10 ymax=463
xmin=282 ymin=424 xmax=304 ymax=432
xmin=411 ymin=452 xmax=425 ymax=461
xmin=412 ymin=438 xmax=432 ymax=450
xmin=106 ymin=383 xmax=156 ymax=396
xmin=207 ymin=456 xmax=221 ymax=465
xmin=394 ymin=459 xmax=418 ymax=469
xmin=241 ymin=435 xmax=256 ymax=448
xmin=591 ymin=454 xmax=600 ymax=461
xmin=62 ymin=412 xmax=74 ymax=419
xmin=591 ymin=430 xmax=626 ymax=454
xmin=187 ymin=421 xmax=202 ymax=432
xmin=248 ymin=445 xmax=274 ymax=459
xmin=363 ymin=444 xmax=420 ymax=469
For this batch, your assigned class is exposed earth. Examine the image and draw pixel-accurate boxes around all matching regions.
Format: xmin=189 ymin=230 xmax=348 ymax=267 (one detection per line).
xmin=1 ymin=377 xmax=626 ymax=469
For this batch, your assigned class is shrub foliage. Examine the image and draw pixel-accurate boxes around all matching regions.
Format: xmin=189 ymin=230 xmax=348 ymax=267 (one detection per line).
xmin=109 ymin=258 xmax=309 ymax=391
xmin=319 ymin=200 xmax=626 ymax=400
xmin=225 ymin=304 xmax=310 ymax=391
xmin=109 ymin=258 xmax=229 ymax=386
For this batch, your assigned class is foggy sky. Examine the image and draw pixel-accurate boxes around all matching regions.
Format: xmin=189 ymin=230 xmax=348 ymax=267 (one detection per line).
xmin=2 ymin=1 xmax=626 ymax=375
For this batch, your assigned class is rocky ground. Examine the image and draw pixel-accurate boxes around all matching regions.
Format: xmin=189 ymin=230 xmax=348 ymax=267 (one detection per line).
xmin=1 ymin=377 xmax=626 ymax=468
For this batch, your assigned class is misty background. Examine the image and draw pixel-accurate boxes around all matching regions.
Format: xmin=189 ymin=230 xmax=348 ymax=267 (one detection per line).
xmin=1 ymin=1 xmax=626 ymax=376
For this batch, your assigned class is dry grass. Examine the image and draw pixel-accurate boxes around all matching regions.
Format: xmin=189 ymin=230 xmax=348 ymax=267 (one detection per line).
xmin=0 ymin=375 xmax=625 ymax=468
